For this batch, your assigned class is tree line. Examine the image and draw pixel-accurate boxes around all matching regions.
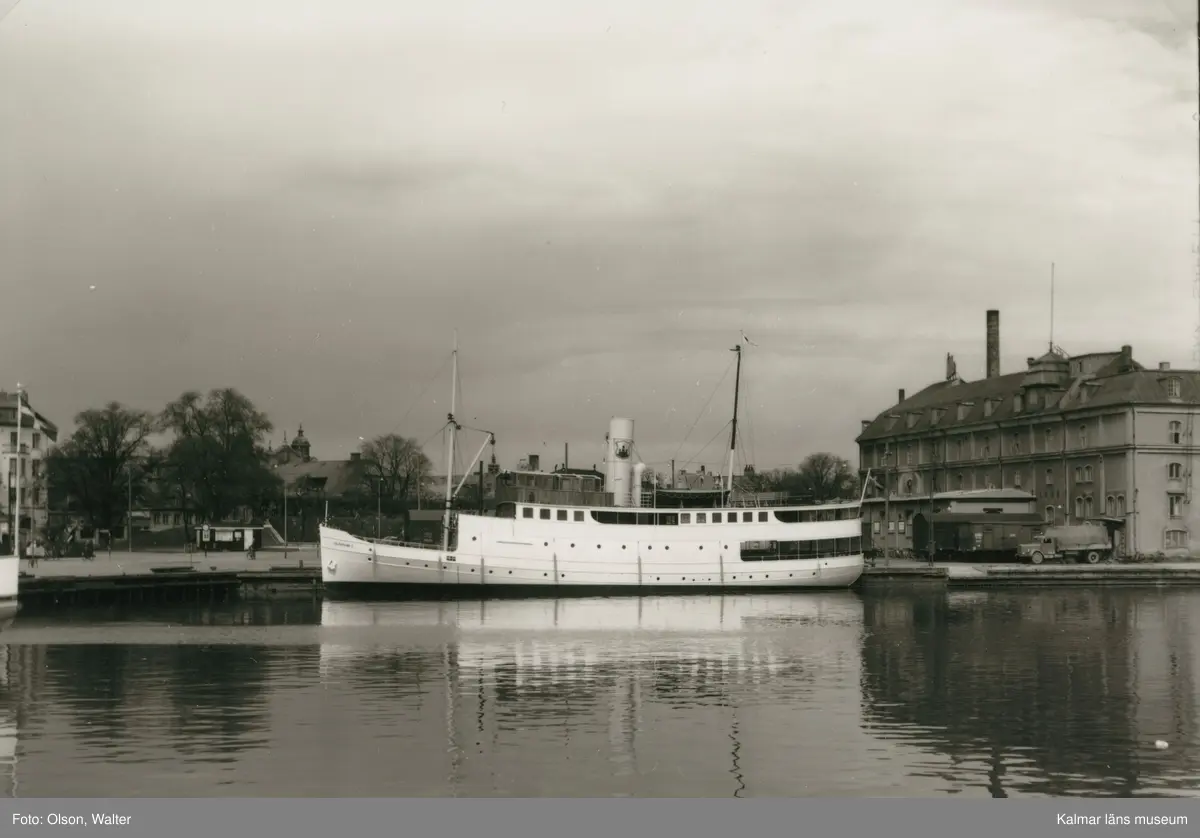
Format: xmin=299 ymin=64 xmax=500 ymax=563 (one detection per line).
xmin=41 ymin=388 xmax=435 ymax=538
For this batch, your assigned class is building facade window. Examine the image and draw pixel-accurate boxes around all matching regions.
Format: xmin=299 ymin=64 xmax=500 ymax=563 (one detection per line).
xmin=1115 ymin=494 xmax=1125 ymax=516
xmin=1013 ymin=471 xmax=1022 ymax=489
xmin=1169 ymin=462 xmax=1183 ymax=479
xmin=955 ymin=439 xmax=964 ymax=460
xmin=1078 ymin=425 xmax=1088 ymax=448
xmin=1083 ymin=465 xmax=1092 ymax=482
xmin=1084 ymin=496 xmax=1093 ymax=518
xmin=1106 ymin=495 xmax=1115 ymax=515
xmin=1011 ymin=433 xmax=1022 ymax=455
xmin=1045 ymin=468 xmax=1053 ymax=486
xmin=1166 ymin=378 xmax=1182 ymax=399
xmin=1044 ymin=427 xmax=1054 ymax=450
xmin=1074 ymin=497 xmax=1083 ymax=519
xmin=905 ymin=445 xmax=914 ymax=466
xmin=31 ymin=433 xmax=40 ymax=449
xmin=1169 ymin=421 xmax=1183 ymax=444
xmin=956 ymin=473 xmax=964 ymax=490
xmin=980 ymin=437 xmax=991 ymax=458
xmin=1044 ymin=505 xmax=1055 ymax=523
xmin=1169 ymin=493 xmax=1185 ymax=518
xmin=1166 ymin=529 xmax=1188 ymax=549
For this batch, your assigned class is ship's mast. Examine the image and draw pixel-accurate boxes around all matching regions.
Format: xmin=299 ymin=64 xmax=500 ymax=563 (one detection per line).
xmin=725 ymin=344 xmax=742 ymax=504
xmin=441 ymin=332 xmax=459 ymax=564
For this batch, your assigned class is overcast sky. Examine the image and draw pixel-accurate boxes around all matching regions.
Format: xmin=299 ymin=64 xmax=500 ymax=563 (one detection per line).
xmin=1 ymin=0 xmax=1196 ymax=475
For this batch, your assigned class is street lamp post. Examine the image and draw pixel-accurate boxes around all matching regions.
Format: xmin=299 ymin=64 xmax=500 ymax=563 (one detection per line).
xmin=128 ymin=462 xmax=134 ymax=554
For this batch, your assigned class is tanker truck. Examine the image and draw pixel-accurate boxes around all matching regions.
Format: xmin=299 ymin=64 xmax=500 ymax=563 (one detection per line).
xmin=1016 ymin=522 xmax=1113 ymax=565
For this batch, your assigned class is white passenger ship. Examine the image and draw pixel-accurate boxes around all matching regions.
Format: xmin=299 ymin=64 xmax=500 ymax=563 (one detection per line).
xmin=320 ymin=338 xmax=866 ymax=598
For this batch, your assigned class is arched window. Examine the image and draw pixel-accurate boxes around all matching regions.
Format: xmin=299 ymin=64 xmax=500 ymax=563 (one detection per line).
xmin=1074 ymin=497 xmax=1084 ymax=519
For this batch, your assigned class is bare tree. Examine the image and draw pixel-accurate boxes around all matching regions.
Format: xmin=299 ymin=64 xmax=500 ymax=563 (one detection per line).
xmin=158 ymin=388 xmax=279 ymax=525
xmin=767 ymin=453 xmax=859 ymax=502
xmin=44 ymin=402 xmax=156 ymax=532
xmin=358 ymin=433 xmax=432 ymax=533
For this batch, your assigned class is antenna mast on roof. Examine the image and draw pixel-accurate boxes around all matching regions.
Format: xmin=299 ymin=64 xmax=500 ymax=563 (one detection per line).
xmin=1049 ymin=261 xmax=1055 ymax=353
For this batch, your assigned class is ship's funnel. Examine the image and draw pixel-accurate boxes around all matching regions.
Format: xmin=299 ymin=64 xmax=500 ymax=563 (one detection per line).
xmin=606 ymin=418 xmax=634 ymax=506
xmin=631 ymin=463 xmax=647 ymax=508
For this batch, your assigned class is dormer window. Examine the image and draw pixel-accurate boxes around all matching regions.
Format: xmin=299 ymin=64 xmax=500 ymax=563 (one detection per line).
xmin=957 ymin=402 xmax=972 ymax=421
xmin=906 ymin=412 xmax=919 ymax=429
xmin=1028 ymin=390 xmax=1039 ymax=407
xmin=983 ymin=399 xmax=995 ymax=417
xmin=1166 ymin=377 xmax=1182 ymax=399
xmin=886 ymin=414 xmax=899 ymax=431
xmin=1013 ymin=393 xmax=1023 ymax=412
xmin=931 ymin=408 xmax=944 ymax=425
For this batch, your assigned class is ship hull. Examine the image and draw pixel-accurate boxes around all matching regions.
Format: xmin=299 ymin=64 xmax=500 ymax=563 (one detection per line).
xmin=320 ymin=507 xmax=864 ymax=599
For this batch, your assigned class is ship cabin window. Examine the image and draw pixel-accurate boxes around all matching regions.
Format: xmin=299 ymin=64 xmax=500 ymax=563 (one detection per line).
xmin=712 ymin=513 xmax=722 ymax=523
xmin=573 ymin=510 xmax=584 ymax=522
xmin=496 ymin=503 xmax=517 ymax=519
xmin=540 ymin=508 xmax=551 ymax=520
xmin=557 ymin=509 xmax=568 ymax=521
xmin=681 ymin=513 xmax=692 ymax=524
xmin=773 ymin=509 xmax=817 ymax=523
xmin=522 ymin=507 xmax=533 ymax=518
xmin=759 ymin=511 xmax=768 ymax=521
xmin=588 ymin=511 xmax=679 ymax=525
xmin=740 ymin=536 xmax=862 ymax=562
xmin=696 ymin=513 xmax=707 ymax=523
xmin=741 ymin=511 xmax=752 ymax=522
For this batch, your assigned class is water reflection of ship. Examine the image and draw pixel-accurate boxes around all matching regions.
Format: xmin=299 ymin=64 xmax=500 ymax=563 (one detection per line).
xmin=319 ymin=594 xmax=863 ymax=796
xmin=319 ymin=595 xmax=863 ymax=688
xmin=858 ymin=589 xmax=1195 ymax=797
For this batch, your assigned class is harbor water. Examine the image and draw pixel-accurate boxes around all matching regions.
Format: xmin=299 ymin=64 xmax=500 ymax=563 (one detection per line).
xmin=0 ymin=588 xmax=1197 ymax=797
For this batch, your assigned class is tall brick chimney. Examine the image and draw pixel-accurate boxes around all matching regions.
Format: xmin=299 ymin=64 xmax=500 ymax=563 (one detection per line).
xmin=897 ymin=388 xmax=905 ymax=403
xmin=986 ymin=309 xmax=1000 ymax=379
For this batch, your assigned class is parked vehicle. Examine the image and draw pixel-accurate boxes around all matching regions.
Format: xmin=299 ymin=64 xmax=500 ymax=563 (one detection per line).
xmin=912 ymin=512 xmax=1046 ymax=562
xmin=1016 ymin=522 xmax=1113 ymax=565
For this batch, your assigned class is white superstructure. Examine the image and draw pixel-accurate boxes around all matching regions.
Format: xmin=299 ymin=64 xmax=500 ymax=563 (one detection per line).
xmin=321 ymin=336 xmax=866 ymax=597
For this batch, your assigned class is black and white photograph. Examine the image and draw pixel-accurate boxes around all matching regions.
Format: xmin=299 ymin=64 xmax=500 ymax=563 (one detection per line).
xmin=0 ymin=0 xmax=1198 ymax=809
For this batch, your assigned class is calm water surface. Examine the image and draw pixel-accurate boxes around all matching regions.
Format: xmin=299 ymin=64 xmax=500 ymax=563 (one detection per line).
xmin=0 ymin=588 xmax=1197 ymax=797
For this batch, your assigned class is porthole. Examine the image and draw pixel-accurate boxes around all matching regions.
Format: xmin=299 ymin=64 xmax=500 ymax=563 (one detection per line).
xmin=622 ymin=545 xmax=626 ymax=549
xmin=488 ymin=570 xmax=494 ymax=574
xmin=560 ymin=573 xmax=565 ymax=578
xmin=543 ymin=573 xmax=548 ymax=577
xmin=544 ymin=541 xmax=548 ymax=546
xmin=472 ymin=536 xmax=477 ymax=541
xmin=570 ymin=543 xmax=575 ymax=547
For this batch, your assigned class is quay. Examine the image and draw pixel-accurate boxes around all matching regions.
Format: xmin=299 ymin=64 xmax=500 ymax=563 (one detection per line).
xmin=13 ymin=550 xmax=1200 ymax=609
xmin=857 ymin=560 xmax=1200 ymax=589
xmin=14 ymin=548 xmax=321 ymax=609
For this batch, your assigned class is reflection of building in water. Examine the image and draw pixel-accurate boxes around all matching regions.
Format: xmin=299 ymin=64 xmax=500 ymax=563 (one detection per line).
xmin=1127 ymin=595 xmax=1196 ymax=751
xmin=860 ymin=591 xmax=1144 ymax=796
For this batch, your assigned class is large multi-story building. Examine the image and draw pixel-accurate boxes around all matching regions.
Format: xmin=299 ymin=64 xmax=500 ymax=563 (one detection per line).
xmin=855 ymin=310 xmax=1200 ymax=558
xmin=0 ymin=390 xmax=58 ymax=548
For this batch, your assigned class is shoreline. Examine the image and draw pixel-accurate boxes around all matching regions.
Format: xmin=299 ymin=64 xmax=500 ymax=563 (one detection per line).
xmin=9 ymin=549 xmax=1200 ymax=609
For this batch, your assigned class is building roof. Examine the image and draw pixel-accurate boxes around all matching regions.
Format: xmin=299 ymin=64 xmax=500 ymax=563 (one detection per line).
xmin=857 ymin=348 xmax=1194 ymax=444
xmin=0 ymin=391 xmax=58 ymax=441
xmin=275 ymin=458 xmax=365 ymax=497
xmin=932 ymin=488 xmax=1036 ymax=501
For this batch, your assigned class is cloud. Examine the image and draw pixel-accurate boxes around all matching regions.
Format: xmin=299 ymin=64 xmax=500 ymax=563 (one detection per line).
xmin=0 ymin=0 xmax=1194 ymax=470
